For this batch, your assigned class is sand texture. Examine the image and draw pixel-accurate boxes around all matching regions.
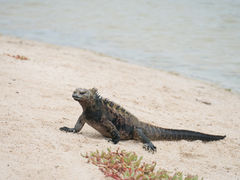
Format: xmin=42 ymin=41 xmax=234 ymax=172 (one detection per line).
xmin=0 ymin=35 xmax=240 ymax=179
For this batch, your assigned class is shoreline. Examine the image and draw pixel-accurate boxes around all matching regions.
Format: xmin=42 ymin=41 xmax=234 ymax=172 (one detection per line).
xmin=2 ymin=33 xmax=239 ymax=95
xmin=0 ymin=35 xmax=240 ymax=179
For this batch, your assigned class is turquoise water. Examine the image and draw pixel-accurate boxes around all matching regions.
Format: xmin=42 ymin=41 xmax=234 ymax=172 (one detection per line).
xmin=0 ymin=0 xmax=240 ymax=92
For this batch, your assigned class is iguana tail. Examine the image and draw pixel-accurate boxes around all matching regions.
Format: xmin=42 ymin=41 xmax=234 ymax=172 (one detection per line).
xmin=144 ymin=124 xmax=226 ymax=141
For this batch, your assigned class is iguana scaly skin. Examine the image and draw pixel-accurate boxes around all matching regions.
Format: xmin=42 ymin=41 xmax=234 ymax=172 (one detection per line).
xmin=60 ymin=88 xmax=226 ymax=152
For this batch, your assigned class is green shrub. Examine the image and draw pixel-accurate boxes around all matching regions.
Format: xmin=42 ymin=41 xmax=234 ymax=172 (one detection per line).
xmin=82 ymin=148 xmax=201 ymax=180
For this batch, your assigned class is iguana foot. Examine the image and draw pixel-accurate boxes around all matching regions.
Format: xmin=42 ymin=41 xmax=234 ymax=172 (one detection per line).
xmin=59 ymin=126 xmax=76 ymax=133
xmin=112 ymin=137 xmax=120 ymax=144
xmin=143 ymin=143 xmax=157 ymax=153
xmin=107 ymin=131 xmax=120 ymax=144
xmin=108 ymin=137 xmax=120 ymax=144
xmin=108 ymin=130 xmax=120 ymax=144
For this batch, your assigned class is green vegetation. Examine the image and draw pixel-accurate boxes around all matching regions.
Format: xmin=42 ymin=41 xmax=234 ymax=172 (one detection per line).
xmin=82 ymin=148 xmax=202 ymax=180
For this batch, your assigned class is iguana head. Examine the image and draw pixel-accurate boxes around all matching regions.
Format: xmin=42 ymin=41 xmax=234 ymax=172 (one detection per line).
xmin=72 ymin=88 xmax=98 ymax=106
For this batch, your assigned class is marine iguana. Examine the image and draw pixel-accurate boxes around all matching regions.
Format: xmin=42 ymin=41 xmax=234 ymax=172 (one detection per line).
xmin=60 ymin=88 xmax=226 ymax=152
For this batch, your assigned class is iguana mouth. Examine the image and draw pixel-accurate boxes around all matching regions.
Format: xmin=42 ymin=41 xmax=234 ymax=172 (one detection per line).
xmin=72 ymin=95 xmax=80 ymax=100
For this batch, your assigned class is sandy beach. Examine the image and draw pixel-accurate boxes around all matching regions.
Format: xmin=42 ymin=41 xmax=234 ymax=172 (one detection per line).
xmin=0 ymin=35 xmax=240 ymax=179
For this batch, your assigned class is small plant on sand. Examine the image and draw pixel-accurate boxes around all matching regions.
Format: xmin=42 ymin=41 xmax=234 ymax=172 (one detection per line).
xmin=5 ymin=53 xmax=29 ymax=60
xmin=81 ymin=148 xmax=201 ymax=180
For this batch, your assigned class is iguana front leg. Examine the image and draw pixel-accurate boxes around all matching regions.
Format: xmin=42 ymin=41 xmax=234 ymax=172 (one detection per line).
xmin=60 ymin=114 xmax=85 ymax=133
xmin=134 ymin=128 xmax=156 ymax=152
xmin=101 ymin=117 xmax=120 ymax=144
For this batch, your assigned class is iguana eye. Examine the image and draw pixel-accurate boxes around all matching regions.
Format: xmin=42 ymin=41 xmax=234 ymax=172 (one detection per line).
xmin=80 ymin=91 xmax=85 ymax=95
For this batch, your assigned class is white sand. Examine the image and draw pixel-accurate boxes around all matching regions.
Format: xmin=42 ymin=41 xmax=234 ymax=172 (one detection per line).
xmin=0 ymin=35 xmax=240 ymax=179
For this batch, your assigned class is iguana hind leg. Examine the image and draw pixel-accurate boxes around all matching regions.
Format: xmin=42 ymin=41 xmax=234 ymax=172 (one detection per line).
xmin=60 ymin=115 xmax=85 ymax=133
xmin=134 ymin=128 xmax=156 ymax=152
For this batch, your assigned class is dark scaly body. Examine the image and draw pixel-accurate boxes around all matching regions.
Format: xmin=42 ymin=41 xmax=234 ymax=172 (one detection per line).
xmin=60 ymin=88 xmax=226 ymax=152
